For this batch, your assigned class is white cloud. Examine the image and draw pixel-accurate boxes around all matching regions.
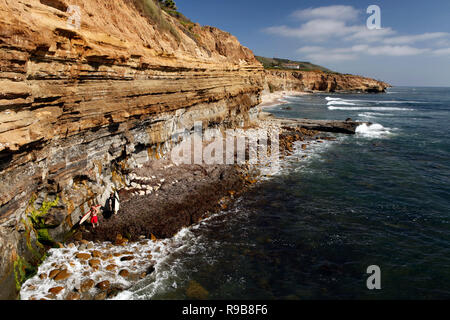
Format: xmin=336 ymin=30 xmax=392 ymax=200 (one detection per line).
xmin=305 ymin=52 xmax=358 ymax=62
xmin=264 ymin=5 xmax=448 ymax=63
xmin=434 ymin=48 xmax=450 ymax=55
xmin=297 ymin=44 xmax=430 ymax=63
xmin=345 ymin=26 xmax=396 ymax=42
xmin=383 ymin=32 xmax=449 ymax=45
xmin=291 ymin=5 xmax=360 ymax=22
xmin=367 ymin=45 xmax=430 ymax=56
xmin=264 ymin=19 xmax=356 ymax=41
xmin=296 ymin=46 xmax=326 ymax=53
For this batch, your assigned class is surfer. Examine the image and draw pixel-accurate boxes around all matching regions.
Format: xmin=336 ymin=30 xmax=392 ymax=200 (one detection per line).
xmin=79 ymin=204 xmax=101 ymax=226
xmin=90 ymin=205 xmax=100 ymax=229
xmin=106 ymin=191 xmax=120 ymax=216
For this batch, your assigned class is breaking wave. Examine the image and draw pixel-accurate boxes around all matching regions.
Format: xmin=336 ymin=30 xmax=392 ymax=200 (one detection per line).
xmin=328 ymin=106 xmax=413 ymax=111
xmin=355 ymin=123 xmax=392 ymax=138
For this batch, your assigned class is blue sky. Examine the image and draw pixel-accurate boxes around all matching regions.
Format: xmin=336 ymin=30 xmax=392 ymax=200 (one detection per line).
xmin=177 ymin=0 xmax=450 ymax=87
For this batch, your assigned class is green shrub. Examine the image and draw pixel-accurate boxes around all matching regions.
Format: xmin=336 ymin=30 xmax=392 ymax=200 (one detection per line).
xmin=139 ymin=0 xmax=180 ymax=42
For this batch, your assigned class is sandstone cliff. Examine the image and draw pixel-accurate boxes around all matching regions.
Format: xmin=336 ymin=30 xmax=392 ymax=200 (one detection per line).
xmin=264 ymin=69 xmax=390 ymax=94
xmin=0 ymin=0 xmax=263 ymax=298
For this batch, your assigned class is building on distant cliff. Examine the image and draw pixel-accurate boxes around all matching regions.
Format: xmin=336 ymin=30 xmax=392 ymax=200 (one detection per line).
xmin=281 ymin=63 xmax=300 ymax=70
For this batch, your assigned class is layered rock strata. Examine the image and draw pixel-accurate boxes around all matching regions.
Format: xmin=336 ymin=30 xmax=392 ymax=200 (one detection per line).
xmin=264 ymin=70 xmax=390 ymax=93
xmin=0 ymin=0 xmax=263 ymax=299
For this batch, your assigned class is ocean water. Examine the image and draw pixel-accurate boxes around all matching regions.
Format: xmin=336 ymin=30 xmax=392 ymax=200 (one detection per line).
xmin=117 ymin=87 xmax=450 ymax=300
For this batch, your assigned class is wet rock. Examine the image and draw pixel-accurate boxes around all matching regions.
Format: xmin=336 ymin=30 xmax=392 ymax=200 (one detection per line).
xmin=120 ymin=255 xmax=134 ymax=262
xmin=80 ymin=279 xmax=95 ymax=293
xmin=91 ymin=250 xmax=102 ymax=258
xmin=119 ymin=269 xmax=129 ymax=278
xmin=96 ymin=280 xmax=111 ymax=291
xmin=48 ymin=269 xmax=62 ymax=279
xmin=146 ymin=265 xmax=155 ymax=275
xmin=94 ymin=291 xmax=107 ymax=300
xmin=76 ymin=253 xmax=91 ymax=260
xmin=48 ymin=286 xmax=65 ymax=295
xmin=54 ymin=269 xmax=72 ymax=281
xmin=301 ymin=144 xmax=307 ymax=150
xmin=39 ymin=273 xmax=47 ymax=280
xmin=115 ymin=234 xmax=128 ymax=246
xmin=107 ymin=285 xmax=126 ymax=299
xmin=105 ymin=264 xmax=117 ymax=271
xmin=66 ymin=292 xmax=81 ymax=300
xmin=88 ymin=259 xmax=101 ymax=268
xmin=102 ymin=253 xmax=113 ymax=261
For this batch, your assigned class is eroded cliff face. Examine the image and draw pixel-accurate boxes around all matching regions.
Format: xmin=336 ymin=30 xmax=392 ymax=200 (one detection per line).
xmin=264 ymin=69 xmax=390 ymax=93
xmin=0 ymin=0 xmax=264 ymax=298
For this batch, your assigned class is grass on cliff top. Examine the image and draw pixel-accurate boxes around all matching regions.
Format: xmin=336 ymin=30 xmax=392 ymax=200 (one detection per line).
xmin=256 ymin=56 xmax=339 ymax=74
xmin=135 ymin=0 xmax=181 ymax=42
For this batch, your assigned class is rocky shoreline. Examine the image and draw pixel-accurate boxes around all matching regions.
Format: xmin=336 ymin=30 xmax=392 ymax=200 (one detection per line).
xmin=0 ymin=0 xmax=388 ymax=300
xmin=17 ymin=109 xmax=363 ymax=300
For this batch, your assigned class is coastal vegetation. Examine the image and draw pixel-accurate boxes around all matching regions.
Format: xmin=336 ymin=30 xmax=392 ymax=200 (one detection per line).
xmin=135 ymin=0 xmax=198 ymax=44
xmin=256 ymin=56 xmax=337 ymax=74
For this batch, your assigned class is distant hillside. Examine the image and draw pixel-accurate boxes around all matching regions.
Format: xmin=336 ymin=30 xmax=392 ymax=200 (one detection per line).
xmin=255 ymin=56 xmax=336 ymax=74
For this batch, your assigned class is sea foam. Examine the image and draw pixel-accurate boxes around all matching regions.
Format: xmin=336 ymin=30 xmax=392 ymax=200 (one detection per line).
xmin=328 ymin=106 xmax=413 ymax=111
xmin=355 ymin=123 xmax=392 ymax=138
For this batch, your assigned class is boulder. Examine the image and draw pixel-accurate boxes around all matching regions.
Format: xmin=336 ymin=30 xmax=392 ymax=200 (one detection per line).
xmin=48 ymin=269 xmax=61 ymax=279
xmin=105 ymin=264 xmax=117 ymax=271
xmin=76 ymin=252 xmax=91 ymax=260
xmin=80 ymin=279 xmax=95 ymax=293
xmin=96 ymin=280 xmax=111 ymax=291
xmin=65 ymin=292 xmax=81 ymax=300
xmin=91 ymin=250 xmax=102 ymax=258
xmin=119 ymin=269 xmax=129 ymax=278
xmin=88 ymin=259 xmax=101 ymax=268
xmin=94 ymin=291 xmax=107 ymax=300
xmin=48 ymin=286 xmax=65 ymax=295
xmin=120 ymin=255 xmax=134 ymax=262
xmin=54 ymin=269 xmax=72 ymax=281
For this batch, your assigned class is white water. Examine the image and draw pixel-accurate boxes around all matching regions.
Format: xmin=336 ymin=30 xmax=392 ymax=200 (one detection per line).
xmin=355 ymin=123 xmax=392 ymax=138
xmin=327 ymin=101 xmax=357 ymax=106
xmin=20 ymin=239 xmax=163 ymax=300
xmin=328 ymin=106 xmax=413 ymax=111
